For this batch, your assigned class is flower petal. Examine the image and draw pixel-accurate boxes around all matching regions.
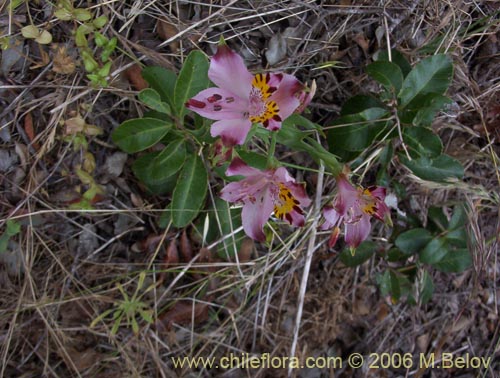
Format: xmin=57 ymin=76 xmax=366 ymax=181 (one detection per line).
xmin=335 ymin=174 xmax=358 ymax=215
xmin=210 ymin=118 xmax=252 ymax=146
xmin=209 ymin=45 xmax=253 ymax=100
xmin=294 ymin=79 xmax=316 ymax=114
xmin=225 ymin=157 xmax=262 ymax=177
xmin=241 ymin=189 xmax=274 ymax=241
xmin=344 ymin=215 xmax=371 ymax=249
xmin=220 ymin=181 xmax=247 ymax=203
xmin=186 ymin=88 xmax=248 ymax=120
xmin=270 ymin=73 xmax=302 ymax=120
xmin=321 ymin=206 xmax=342 ymax=230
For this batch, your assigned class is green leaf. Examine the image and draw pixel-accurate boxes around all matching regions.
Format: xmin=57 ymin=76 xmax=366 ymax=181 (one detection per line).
xmin=395 ymin=228 xmax=433 ymax=255
xmin=0 ymin=219 xmax=21 ymax=253
xmin=340 ymin=95 xmax=385 ymax=116
xmin=174 ymin=50 xmax=210 ymax=119
xmin=419 ymin=237 xmax=448 ymax=264
xmin=401 ymin=154 xmax=464 ymax=183
xmin=212 ymin=198 xmax=243 ymax=259
xmin=73 ymin=8 xmax=92 ymax=22
xmin=403 ymin=127 xmax=443 ymax=158
xmin=339 ymin=241 xmax=376 ymax=267
xmin=390 ymin=271 xmax=401 ymax=302
xmin=419 ymin=270 xmax=434 ymax=304
xmin=171 ymin=154 xmax=208 ymax=227
xmin=112 ymin=118 xmax=172 ymax=153
xmin=375 ymin=49 xmax=412 ymax=77
xmin=132 ymin=140 xmax=186 ymax=194
xmin=366 ymin=61 xmax=404 ymax=92
xmin=398 ymin=54 xmax=453 ymax=108
xmin=138 ymin=88 xmax=171 ymax=114
xmin=432 ymin=248 xmax=472 ymax=273
xmin=448 ymin=205 xmax=467 ymax=230
xmin=327 ymin=107 xmax=390 ymax=160
xmin=412 ymin=94 xmax=452 ymax=126
xmin=92 ymin=15 xmax=108 ymax=29
xmin=141 ymin=67 xmax=177 ymax=109
xmin=237 ymin=150 xmax=268 ymax=171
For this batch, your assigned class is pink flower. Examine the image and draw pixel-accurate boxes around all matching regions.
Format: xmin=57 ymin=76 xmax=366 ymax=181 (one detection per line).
xmin=220 ymin=158 xmax=311 ymax=241
xmin=321 ymin=174 xmax=391 ymax=250
xmin=186 ymin=45 xmax=304 ymax=146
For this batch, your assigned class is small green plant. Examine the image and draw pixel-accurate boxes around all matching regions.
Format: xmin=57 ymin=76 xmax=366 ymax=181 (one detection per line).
xmin=111 ymin=42 xmax=470 ymax=304
xmin=54 ymin=0 xmax=117 ymax=87
xmin=90 ymin=272 xmax=153 ymax=335
xmin=0 ymin=220 xmax=21 ymax=254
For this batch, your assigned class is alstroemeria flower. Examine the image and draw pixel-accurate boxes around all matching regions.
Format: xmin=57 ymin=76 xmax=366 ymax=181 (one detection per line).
xmin=186 ymin=45 xmax=304 ymax=146
xmin=220 ymin=158 xmax=311 ymax=241
xmin=321 ymin=174 xmax=391 ymax=250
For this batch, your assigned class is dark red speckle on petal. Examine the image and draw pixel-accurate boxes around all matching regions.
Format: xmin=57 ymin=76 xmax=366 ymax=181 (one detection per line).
xmin=207 ymin=94 xmax=223 ymax=103
xmin=186 ymin=99 xmax=206 ymax=108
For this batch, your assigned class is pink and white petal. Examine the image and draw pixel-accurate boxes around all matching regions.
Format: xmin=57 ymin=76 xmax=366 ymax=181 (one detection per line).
xmin=335 ymin=175 xmax=358 ymax=214
xmin=225 ymin=157 xmax=262 ymax=177
xmin=267 ymin=73 xmax=284 ymax=88
xmin=186 ymin=88 xmax=248 ymax=120
xmin=273 ymin=166 xmax=295 ymax=183
xmin=367 ymin=186 xmax=386 ymax=201
xmin=286 ymin=208 xmax=306 ymax=227
xmin=270 ymin=74 xmax=302 ymax=119
xmin=220 ymin=181 xmax=247 ymax=203
xmin=294 ymin=79 xmax=316 ymax=114
xmin=241 ymin=191 xmax=274 ymax=242
xmin=210 ymin=118 xmax=252 ymax=146
xmin=263 ymin=117 xmax=282 ymax=131
xmin=287 ymin=182 xmax=312 ymax=208
xmin=344 ymin=215 xmax=371 ymax=249
xmin=374 ymin=201 xmax=392 ymax=225
xmin=321 ymin=206 xmax=342 ymax=230
xmin=209 ymin=45 xmax=253 ymax=99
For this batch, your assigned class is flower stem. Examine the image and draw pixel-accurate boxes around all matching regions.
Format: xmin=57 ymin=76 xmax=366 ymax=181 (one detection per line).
xmin=267 ymin=131 xmax=277 ymax=168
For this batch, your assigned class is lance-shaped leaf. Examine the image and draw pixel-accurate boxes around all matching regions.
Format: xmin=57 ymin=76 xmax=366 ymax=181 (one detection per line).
xmin=112 ymin=118 xmax=172 ymax=153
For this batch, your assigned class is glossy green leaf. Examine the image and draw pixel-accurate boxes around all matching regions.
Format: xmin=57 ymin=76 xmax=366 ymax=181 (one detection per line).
xmin=238 ymin=150 xmax=268 ymax=171
xmin=412 ymin=94 xmax=452 ymax=126
xmin=402 ymin=154 xmax=464 ymax=183
xmin=112 ymin=118 xmax=172 ymax=153
xmin=375 ymin=49 xmax=412 ymax=77
xmin=403 ymin=126 xmax=443 ymax=158
xmin=138 ymin=88 xmax=171 ymax=114
xmin=132 ymin=152 xmax=179 ymax=195
xmin=327 ymin=107 xmax=390 ymax=160
xmin=171 ymin=154 xmax=208 ymax=227
xmin=339 ymin=241 xmax=376 ymax=267
xmin=398 ymin=54 xmax=453 ymax=107
xmin=395 ymin=228 xmax=433 ymax=255
xmin=433 ymin=248 xmax=472 ymax=273
xmin=366 ymin=61 xmax=404 ymax=92
xmin=448 ymin=205 xmax=467 ymax=230
xmin=419 ymin=237 xmax=448 ymax=264
xmin=340 ymin=95 xmax=385 ymax=116
xmin=174 ymin=50 xmax=210 ymax=119
xmin=132 ymin=139 xmax=186 ymax=191
xmin=141 ymin=67 xmax=177 ymax=108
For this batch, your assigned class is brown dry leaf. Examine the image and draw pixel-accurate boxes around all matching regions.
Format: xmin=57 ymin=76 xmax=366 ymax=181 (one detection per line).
xmin=352 ymin=33 xmax=369 ymax=56
xmin=155 ymin=301 xmax=209 ymax=331
xmin=124 ymin=64 xmax=148 ymax=91
xmin=164 ymin=240 xmax=179 ymax=268
xmin=180 ymin=229 xmax=193 ymax=262
xmin=156 ymin=18 xmax=180 ymax=52
xmin=238 ymin=238 xmax=254 ymax=262
xmin=132 ymin=234 xmax=164 ymax=254
xmin=53 ymin=45 xmax=76 ymax=74
xmin=417 ymin=333 xmax=430 ymax=352
xmin=63 ymin=347 xmax=101 ymax=371
xmin=24 ymin=112 xmax=40 ymax=151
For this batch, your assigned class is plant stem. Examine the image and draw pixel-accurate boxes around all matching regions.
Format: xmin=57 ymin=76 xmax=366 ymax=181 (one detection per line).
xmin=267 ymin=131 xmax=277 ymax=168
